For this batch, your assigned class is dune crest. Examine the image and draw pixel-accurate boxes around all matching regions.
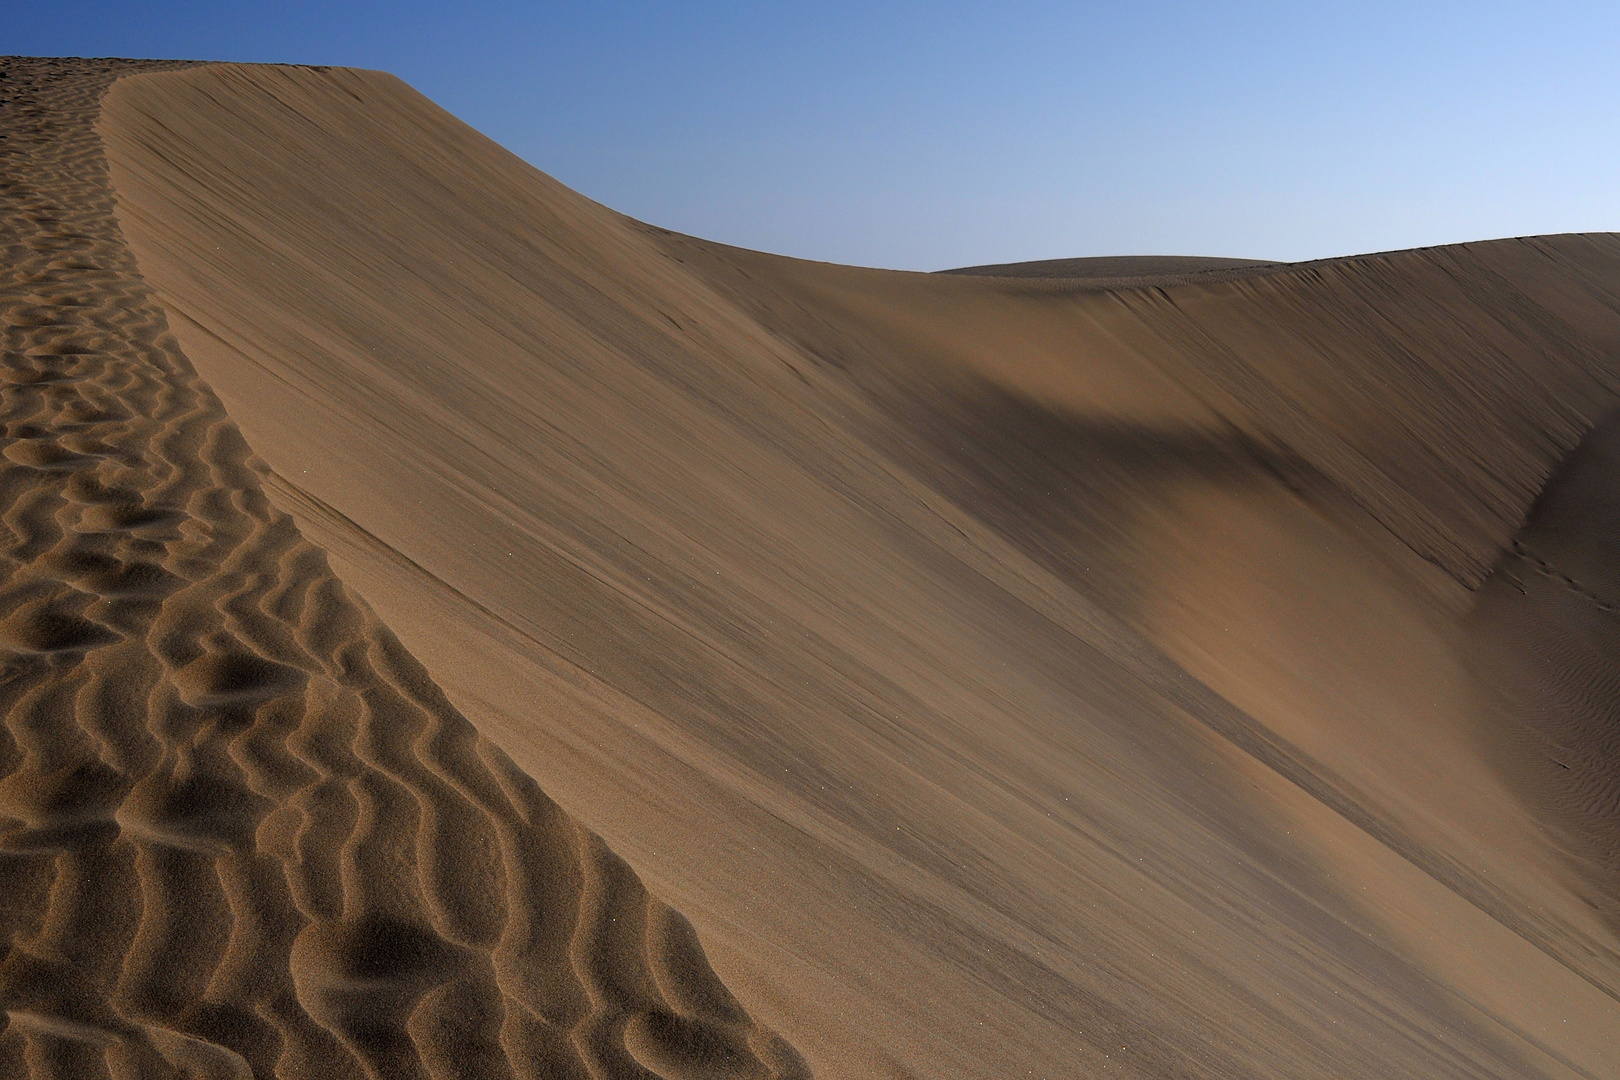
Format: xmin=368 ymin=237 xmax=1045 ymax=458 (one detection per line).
xmin=938 ymin=253 xmax=1284 ymax=287
xmin=0 ymin=56 xmax=805 ymax=1079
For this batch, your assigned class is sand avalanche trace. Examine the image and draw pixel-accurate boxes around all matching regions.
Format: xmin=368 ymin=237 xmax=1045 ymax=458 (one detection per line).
xmin=4 ymin=54 xmax=1620 ymax=1080
xmin=0 ymin=57 xmax=807 ymax=1080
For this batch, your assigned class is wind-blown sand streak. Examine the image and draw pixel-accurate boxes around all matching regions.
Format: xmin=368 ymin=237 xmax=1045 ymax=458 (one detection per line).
xmin=0 ymin=56 xmax=805 ymax=1080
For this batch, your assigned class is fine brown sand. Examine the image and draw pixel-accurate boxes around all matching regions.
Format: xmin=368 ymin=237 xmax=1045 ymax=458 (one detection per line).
xmin=4 ymin=56 xmax=1620 ymax=1080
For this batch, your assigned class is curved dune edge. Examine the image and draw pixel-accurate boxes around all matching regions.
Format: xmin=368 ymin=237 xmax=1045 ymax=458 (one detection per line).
xmin=0 ymin=57 xmax=807 ymax=1079
xmin=86 ymin=59 xmax=1620 ymax=1080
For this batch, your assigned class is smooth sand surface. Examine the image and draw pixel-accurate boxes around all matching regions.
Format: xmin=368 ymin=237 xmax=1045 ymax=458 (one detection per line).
xmin=4 ymin=55 xmax=1620 ymax=1079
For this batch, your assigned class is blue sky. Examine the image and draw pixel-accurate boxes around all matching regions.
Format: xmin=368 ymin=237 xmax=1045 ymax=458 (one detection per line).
xmin=6 ymin=2 xmax=1618 ymax=269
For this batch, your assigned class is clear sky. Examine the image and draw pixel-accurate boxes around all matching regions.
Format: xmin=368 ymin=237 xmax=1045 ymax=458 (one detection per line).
xmin=6 ymin=2 xmax=1618 ymax=269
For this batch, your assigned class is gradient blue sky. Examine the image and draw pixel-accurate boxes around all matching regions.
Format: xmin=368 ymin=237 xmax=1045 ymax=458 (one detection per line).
xmin=6 ymin=2 xmax=1618 ymax=269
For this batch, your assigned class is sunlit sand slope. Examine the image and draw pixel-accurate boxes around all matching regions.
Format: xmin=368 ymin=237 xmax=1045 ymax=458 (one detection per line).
xmin=0 ymin=56 xmax=805 ymax=1080
xmin=98 ymin=61 xmax=1620 ymax=1080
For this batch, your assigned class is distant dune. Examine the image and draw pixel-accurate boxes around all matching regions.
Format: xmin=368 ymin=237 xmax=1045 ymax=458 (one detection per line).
xmin=940 ymin=253 xmax=1283 ymax=283
xmin=3 ymin=55 xmax=1620 ymax=1079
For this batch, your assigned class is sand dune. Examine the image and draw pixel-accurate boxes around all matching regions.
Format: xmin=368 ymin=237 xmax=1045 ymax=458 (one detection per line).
xmin=4 ymin=54 xmax=1620 ymax=1080
xmin=0 ymin=57 xmax=804 ymax=1079
xmin=940 ymin=253 xmax=1283 ymax=286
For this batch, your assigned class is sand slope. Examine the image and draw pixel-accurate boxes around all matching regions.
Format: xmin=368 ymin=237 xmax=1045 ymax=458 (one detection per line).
xmin=0 ymin=57 xmax=805 ymax=1080
xmin=87 ymin=60 xmax=1620 ymax=1080
xmin=1475 ymin=406 xmax=1620 ymax=926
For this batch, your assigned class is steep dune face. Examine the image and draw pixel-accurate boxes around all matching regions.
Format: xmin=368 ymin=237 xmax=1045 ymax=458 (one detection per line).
xmin=96 ymin=61 xmax=1620 ymax=1080
xmin=654 ymin=230 xmax=1620 ymax=953
xmin=0 ymin=57 xmax=804 ymax=1080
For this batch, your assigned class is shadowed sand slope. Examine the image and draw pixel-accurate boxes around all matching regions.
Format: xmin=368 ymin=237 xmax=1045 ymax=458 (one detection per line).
xmin=0 ymin=57 xmax=805 ymax=1080
xmin=1475 ymin=407 xmax=1620 ymax=923
xmin=93 ymin=60 xmax=1620 ymax=1080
